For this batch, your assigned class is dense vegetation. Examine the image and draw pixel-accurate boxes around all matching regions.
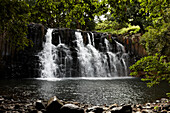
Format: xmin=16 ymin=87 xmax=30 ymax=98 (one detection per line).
xmin=0 ymin=0 xmax=107 ymax=49
xmin=0 ymin=0 xmax=169 ymax=94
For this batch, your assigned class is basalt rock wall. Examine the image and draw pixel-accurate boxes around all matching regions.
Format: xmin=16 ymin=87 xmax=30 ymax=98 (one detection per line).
xmin=117 ymin=34 xmax=147 ymax=62
xmin=0 ymin=24 xmax=118 ymax=78
xmin=0 ymin=24 xmax=45 ymax=78
xmin=0 ymin=23 xmax=145 ymax=78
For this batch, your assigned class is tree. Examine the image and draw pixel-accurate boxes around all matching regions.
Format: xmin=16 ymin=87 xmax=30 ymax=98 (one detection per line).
xmin=129 ymin=0 xmax=170 ymax=96
xmin=0 ymin=0 xmax=33 ymax=50
xmin=130 ymin=54 xmax=170 ymax=96
xmin=30 ymin=0 xmax=108 ymax=30
xmin=107 ymin=0 xmax=169 ymax=32
xmin=0 ymin=0 xmax=107 ymax=49
xmin=107 ymin=0 xmax=149 ymax=32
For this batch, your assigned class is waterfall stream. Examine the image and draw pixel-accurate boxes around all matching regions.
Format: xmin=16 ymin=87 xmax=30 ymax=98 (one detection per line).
xmin=38 ymin=29 xmax=58 ymax=78
xmin=38 ymin=29 xmax=129 ymax=78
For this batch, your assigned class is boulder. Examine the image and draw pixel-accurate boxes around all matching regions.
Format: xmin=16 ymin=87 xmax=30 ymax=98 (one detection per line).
xmin=109 ymin=104 xmax=118 ymax=109
xmin=141 ymin=109 xmax=153 ymax=113
xmin=110 ymin=107 xmax=122 ymax=113
xmin=162 ymin=104 xmax=170 ymax=111
xmin=46 ymin=96 xmax=63 ymax=113
xmin=110 ymin=105 xmax=132 ymax=113
xmin=60 ymin=104 xmax=84 ymax=113
xmin=86 ymin=106 xmax=101 ymax=112
xmin=121 ymin=105 xmax=132 ymax=113
xmin=35 ymin=100 xmax=45 ymax=111
xmin=91 ymin=107 xmax=103 ymax=113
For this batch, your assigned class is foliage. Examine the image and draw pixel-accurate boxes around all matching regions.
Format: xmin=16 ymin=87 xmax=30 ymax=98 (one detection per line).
xmin=107 ymin=0 xmax=149 ymax=32
xmin=30 ymin=0 xmax=108 ymax=30
xmin=95 ymin=20 xmax=127 ymax=31
xmin=139 ymin=0 xmax=169 ymax=27
xmin=0 ymin=0 xmax=33 ymax=50
xmin=107 ymin=0 xmax=169 ymax=32
xmin=140 ymin=22 xmax=170 ymax=56
xmin=95 ymin=20 xmax=140 ymax=35
xmin=130 ymin=54 xmax=170 ymax=88
xmin=0 ymin=0 xmax=108 ymax=49
xmin=128 ymin=1 xmax=170 ymax=95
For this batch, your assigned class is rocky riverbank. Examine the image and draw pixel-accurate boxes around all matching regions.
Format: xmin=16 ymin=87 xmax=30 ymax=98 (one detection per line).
xmin=0 ymin=95 xmax=169 ymax=113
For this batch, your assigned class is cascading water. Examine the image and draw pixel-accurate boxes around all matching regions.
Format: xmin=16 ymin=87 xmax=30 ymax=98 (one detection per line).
xmin=115 ymin=41 xmax=129 ymax=76
xmin=38 ymin=29 xmax=58 ymax=78
xmin=38 ymin=29 xmax=129 ymax=78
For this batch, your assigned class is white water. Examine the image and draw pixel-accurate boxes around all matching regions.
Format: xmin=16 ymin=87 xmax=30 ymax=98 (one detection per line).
xmin=115 ymin=40 xmax=129 ymax=76
xmin=38 ymin=29 xmax=129 ymax=78
xmin=38 ymin=29 xmax=58 ymax=78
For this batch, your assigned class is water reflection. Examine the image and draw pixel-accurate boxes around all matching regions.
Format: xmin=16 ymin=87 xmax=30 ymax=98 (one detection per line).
xmin=0 ymin=78 xmax=169 ymax=105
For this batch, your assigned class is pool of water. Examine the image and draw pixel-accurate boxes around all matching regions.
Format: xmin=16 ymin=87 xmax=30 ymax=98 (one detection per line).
xmin=0 ymin=77 xmax=169 ymax=105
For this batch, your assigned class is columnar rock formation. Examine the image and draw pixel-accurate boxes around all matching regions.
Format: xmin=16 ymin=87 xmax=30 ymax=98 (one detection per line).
xmin=0 ymin=23 xmax=144 ymax=78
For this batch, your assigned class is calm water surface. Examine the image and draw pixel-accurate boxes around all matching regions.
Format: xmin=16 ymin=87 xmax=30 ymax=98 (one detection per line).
xmin=0 ymin=77 xmax=169 ymax=105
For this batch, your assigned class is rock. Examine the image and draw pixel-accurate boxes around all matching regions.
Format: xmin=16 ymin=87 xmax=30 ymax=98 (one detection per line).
xmin=141 ymin=109 xmax=153 ymax=113
xmin=86 ymin=106 xmax=99 ymax=112
xmin=109 ymin=104 xmax=118 ymax=109
xmin=46 ymin=96 xmax=63 ymax=113
xmin=110 ymin=107 xmax=122 ymax=113
xmin=156 ymin=100 xmax=160 ymax=103
xmin=30 ymin=109 xmax=38 ymax=113
xmin=60 ymin=104 xmax=84 ymax=113
xmin=0 ymin=97 xmax=4 ymax=104
xmin=136 ymin=104 xmax=142 ymax=110
xmin=91 ymin=107 xmax=103 ymax=113
xmin=35 ymin=100 xmax=45 ymax=111
xmin=86 ymin=106 xmax=104 ymax=113
xmin=162 ymin=103 xmax=170 ymax=111
xmin=122 ymin=105 xmax=132 ymax=113
xmin=161 ymin=98 xmax=168 ymax=103
xmin=14 ymin=104 xmax=20 ymax=109
xmin=110 ymin=105 xmax=132 ymax=113
xmin=161 ymin=110 xmax=168 ymax=113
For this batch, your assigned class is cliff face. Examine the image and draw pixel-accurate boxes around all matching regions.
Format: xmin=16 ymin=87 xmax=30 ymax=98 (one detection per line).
xmin=0 ymin=24 xmax=145 ymax=78
xmin=117 ymin=34 xmax=147 ymax=60
xmin=0 ymin=24 xmax=45 ymax=78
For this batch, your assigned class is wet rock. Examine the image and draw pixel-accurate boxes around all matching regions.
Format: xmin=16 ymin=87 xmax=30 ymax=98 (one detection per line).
xmin=110 ymin=106 xmax=122 ymax=113
xmin=136 ymin=104 xmax=142 ymax=110
xmin=14 ymin=104 xmax=20 ymax=109
xmin=162 ymin=103 xmax=170 ymax=111
xmin=35 ymin=100 xmax=45 ymax=111
xmin=30 ymin=109 xmax=38 ymax=113
xmin=109 ymin=104 xmax=118 ymax=109
xmin=60 ymin=104 xmax=84 ymax=113
xmin=161 ymin=98 xmax=168 ymax=103
xmin=86 ymin=106 xmax=100 ymax=112
xmin=161 ymin=110 xmax=168 ymax=113
xmin=141 ymin=109 xmax=153 ymax=113
xmin=122 ymin=105 xmax=132 ymax=113
xmin=0 ymin=97 xmax=4 ymax=104
xmin=46 ymin=96 xmax=63 ymax=113
xmin=156 ymin=100 xmax=160 ymax=103
xmin=91 ymin=107 xmax=103 ymax=113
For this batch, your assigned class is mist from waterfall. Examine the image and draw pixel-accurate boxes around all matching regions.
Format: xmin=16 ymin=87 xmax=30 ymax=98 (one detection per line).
xmin=38 ymin=29 xmax=129 ymax=78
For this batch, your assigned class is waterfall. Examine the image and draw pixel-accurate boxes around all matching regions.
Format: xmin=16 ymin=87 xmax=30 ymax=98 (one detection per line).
xmin=38 ymin=29 xmax=129 ymax=78
xmin=38 ymin=29 xmax=58 ymax=78
xmin=91 ymin=32 xmax=95 ymax=46
xmin=115 ymin=40 xmax=129 ymax=76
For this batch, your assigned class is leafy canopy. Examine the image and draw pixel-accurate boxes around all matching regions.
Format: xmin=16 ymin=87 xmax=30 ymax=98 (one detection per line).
xmin=0 ymin=0 xmax=33 ymax=50
xmin=0 ymin=0 xmax=107 ymax=49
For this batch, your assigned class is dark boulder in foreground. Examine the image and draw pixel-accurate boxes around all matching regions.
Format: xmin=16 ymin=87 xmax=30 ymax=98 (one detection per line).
xmin=60 ymin=104 xmax=84 ymax=113
xmin=46 ymin=96 xmax=63 ymax=113
xmin=0 ymin=95 xmax=169 ymax=113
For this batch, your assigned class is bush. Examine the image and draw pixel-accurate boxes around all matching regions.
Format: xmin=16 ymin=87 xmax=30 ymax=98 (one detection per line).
xmin=130 ymin=54 xmax=170 ymax=88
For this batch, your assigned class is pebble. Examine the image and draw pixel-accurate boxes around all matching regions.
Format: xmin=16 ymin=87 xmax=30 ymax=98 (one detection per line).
xmin=0 ymin=95 xmax=169 ymax=113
